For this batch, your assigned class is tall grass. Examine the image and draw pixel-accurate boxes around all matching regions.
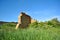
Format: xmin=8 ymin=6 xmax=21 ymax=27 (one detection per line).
xmin=0 ymin=27 xmax=60 ymax=40
xmin=0 ymin=19 xmax=60 ymax=40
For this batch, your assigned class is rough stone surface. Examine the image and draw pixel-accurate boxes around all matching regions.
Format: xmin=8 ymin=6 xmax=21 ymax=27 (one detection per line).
xmin=31 ymin=19 xmax=36 ymax=23
xmin=15 ymin=12 xmax=36 ymax=29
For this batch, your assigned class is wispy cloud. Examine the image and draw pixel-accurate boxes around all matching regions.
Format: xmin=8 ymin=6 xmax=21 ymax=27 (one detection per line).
xmin=27 ymin=9 xmax=60 ymax=21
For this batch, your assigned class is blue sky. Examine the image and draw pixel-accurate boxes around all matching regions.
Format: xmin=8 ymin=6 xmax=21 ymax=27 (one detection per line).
xmin=0 ymin=0 xmax=60 ymax=22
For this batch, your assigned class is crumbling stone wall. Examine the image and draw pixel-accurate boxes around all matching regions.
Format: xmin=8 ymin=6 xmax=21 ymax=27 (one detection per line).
xmin=15 ymin=12 xmax=36 ymax=29
xmin=16 ymin=12 xmax=31 ymax=29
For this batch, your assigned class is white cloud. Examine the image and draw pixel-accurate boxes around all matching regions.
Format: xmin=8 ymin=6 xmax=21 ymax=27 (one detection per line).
xmin=27 ymin=9 xmax=60 ymax=21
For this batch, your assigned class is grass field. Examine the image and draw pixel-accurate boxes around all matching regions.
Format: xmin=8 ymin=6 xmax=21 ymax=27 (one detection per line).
xmin=0 ymin=18 xmax=60 ymax=40
xmin=0 ymin=26 xmax=60 ymax=40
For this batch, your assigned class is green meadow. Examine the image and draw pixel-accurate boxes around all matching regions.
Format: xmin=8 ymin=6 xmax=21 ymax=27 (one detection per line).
xmin=0 ymin=18 xmax=60 ymax=40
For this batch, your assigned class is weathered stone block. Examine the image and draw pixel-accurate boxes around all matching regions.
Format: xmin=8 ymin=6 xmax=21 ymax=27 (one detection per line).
xmin=15 ymin=12 xmax=31 ymax=29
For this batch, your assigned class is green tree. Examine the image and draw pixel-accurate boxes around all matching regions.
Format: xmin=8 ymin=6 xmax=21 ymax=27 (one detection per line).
xmin=47 ymin=18 xmax=60 ymax=27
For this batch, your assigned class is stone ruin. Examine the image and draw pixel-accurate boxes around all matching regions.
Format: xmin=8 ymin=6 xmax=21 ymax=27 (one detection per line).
xmin=15 ymin=12 xmax=36 ymax=29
